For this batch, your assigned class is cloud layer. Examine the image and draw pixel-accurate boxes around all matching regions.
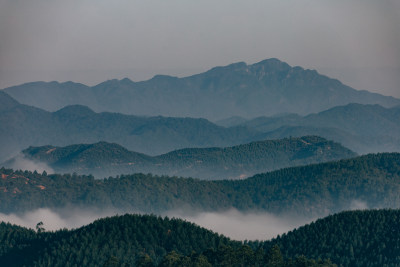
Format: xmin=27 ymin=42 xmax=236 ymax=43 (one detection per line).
xmin=0 ymin=208 xmax=312 ymax=241
xmin=3 ymin=153 xmax=54 ymax=174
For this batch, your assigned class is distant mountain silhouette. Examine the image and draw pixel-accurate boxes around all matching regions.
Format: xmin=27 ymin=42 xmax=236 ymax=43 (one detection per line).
xmin=1 ymin=92 xmax=399 ymax=165
xmin=4 ymin=58 xmax=399 ymax=120
xmin=0 ymin=92 xmax=260 ymax=162
xmin=219 ymin=103 xmax=400 ymax=154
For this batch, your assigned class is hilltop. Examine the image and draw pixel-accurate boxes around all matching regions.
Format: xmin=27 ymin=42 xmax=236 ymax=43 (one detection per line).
xmin=266 ymin=209 xmax=400 ymax=267
xmin=0 ymin=214 xmax=334 ymax=267
xmin=17 ymin=136 xmax=357 ymax=179
xmin=1 ymin=153 xmax=399 ymax=216
xmin=2 ymin=210 xmax=400 ymax=266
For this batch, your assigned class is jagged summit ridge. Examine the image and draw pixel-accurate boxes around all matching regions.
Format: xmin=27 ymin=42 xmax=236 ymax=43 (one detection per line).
xmin=4 ymin=58 xmax=399 ymax=119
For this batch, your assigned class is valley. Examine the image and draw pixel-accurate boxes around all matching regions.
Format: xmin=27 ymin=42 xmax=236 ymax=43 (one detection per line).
xmin=1 ymin=57 xmax=399 ymax=266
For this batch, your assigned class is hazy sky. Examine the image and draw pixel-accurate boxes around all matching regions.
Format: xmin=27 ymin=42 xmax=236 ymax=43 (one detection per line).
xmin=0 ymin=0 xmax=399 ymax=97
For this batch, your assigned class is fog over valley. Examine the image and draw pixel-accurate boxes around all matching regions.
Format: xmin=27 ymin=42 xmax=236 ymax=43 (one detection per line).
xmin=0 ymin=1 xmax=399 ymax=266
xmin=0 ymin=208 xmax=312 ymax=241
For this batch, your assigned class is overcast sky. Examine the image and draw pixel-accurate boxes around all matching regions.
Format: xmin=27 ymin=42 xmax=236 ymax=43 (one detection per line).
xmin=0 ymin=0 xmax=399 ymax=97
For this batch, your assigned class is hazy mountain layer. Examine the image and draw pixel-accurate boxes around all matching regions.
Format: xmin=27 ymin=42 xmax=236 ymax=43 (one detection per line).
xmin=1 ymin=153 xmax=399 ymax=216
xmin=17 ymin=136 xmax=357 ymax=179
xmin=218 ymin=103 xmax=400 ymax=154
xmin=4 ymin=58 xmax=399 ymax=120
xmin=1 ymin=91 xmax=399 ymax=166
xmin=0 ymin=91 xmax=259 ymax=162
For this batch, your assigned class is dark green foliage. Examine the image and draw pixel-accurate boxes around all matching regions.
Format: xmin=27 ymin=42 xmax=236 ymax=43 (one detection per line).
xmin=265 ymin=210 xmax=400 ymax=267
xmin=1 ymin=153 xmax=400 ymax=216
xmin=19 ymin=136 xmax=356 ymax=179
xmin=0 ymin=214 xmax=237 ymax=267
xmin=103 ymin=256 xmax=121 ymax=267
xmin=0 ymin=214 xmax=335 ymax=267
xmin=3 ymin=209 xmax=400 ymax=266
xmin=156 ymin=244 xmax=336 ymax=267
xmin=136 ymin=253 xmax=155 ymax=267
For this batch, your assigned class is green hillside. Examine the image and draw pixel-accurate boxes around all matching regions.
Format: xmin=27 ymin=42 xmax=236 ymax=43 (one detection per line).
xmin=0 ymin=214 xmax=336 ymax=267
xmin=265 ymin=209 xmax=400 ymax=267
xmin=19 ymin=136 xmax=356 ymax=179
xmin=0 ymin=214 xmax=235 ymax=266
xmin=1 ymin=153 xmax=399 ymax=216
xmin=4 ymin=210 xmax=400 ymax=266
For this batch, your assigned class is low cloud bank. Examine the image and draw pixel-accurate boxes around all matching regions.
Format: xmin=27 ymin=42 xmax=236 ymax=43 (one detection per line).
xmin=349 ymin=199 xmax=369 ymax=210
xmin=0 ymin=208 xmax=116 ymax=231
xmin=3 ymin=154 xmax=54 ymax=174
xmin=164 ymin=209 xmax=312 ymax=241
xmin=0 ymin=208 xmax=312 ymax=241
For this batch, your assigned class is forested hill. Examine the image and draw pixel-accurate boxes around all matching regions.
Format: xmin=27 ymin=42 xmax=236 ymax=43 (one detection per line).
xmin=0 ymin=214 xmax=236 ymax=266
xmin=18 ymin=136 xmax=357 ymax=179
xmin=4 ymin=210 xmax=400 ymax=266
xmin=4 ymin=58 xmax=399 ymax=120
xmin=0 ymin=214 xmax=334 ymax=267
xmin=265 ymin=209 xmax=400 ymax=267
xmin=0 ymin=91 xmax=260 ymax=162
xmin=1 ymin=153 xmax=400 ymax=216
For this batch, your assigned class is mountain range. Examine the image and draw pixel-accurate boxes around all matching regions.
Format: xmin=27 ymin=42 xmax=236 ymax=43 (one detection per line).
xmin=14 ymin=136 xmax=356 ymax=179
xmin=1 ymin=90 xmax=400 ymax=166
xmin=0 ymin=91 xmax=259 ymax=162
xmin=3 ymin=58 xmax=399 ymax=120
xmin=219 ymin=103 xmax=400 ymax=154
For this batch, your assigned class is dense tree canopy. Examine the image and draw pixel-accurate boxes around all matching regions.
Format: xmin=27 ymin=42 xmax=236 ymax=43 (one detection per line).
xmin=1 ymin=153 xmax=399 ymax=216
xmin=265 ymin=210 xmax=400 ymax=267
xmin=19 ymin=136 xmax=356 ymax=180
xmin=0 ymin=214 xmax=335 ymax=267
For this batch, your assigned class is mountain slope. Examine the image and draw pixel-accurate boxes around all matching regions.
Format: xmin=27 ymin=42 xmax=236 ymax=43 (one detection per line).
xmin=2 ymin=210 xmax=400 ymax=266
xmin=0 ymin=214 xmax=335 ymax=267
xmin=266 ymin=209 xmax=400 ymax=267
xmin=0 ymin=214 xmax=237 ymax=266
xmin=4 ymin=58 xmax=399 ymax=120
xmin=0 ymin=92 xmax=259 ymax=162
xmin=230 ymin=103 xmax=400 ymax=154
xmin=1 ymin=153 xmax=399 ymax=216
xmin=17 ymin=136 xmax=357 ymax=179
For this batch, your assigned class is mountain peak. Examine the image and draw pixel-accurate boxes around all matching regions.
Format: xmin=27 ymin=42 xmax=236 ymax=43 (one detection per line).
xmin=3 ymin=58 xmax=400 ymax=119
xmin=120 ymin=77 xmax=134 ymax=84
xmin=150 ymin=74 xmax=179 ymax=81
xmin=54 ymin=105 xmax=95 ymax=117
xmin=206 ymin=61 xmax=247 ymax=74
xmin=252 ymin=58 xmax=291 ymax=69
